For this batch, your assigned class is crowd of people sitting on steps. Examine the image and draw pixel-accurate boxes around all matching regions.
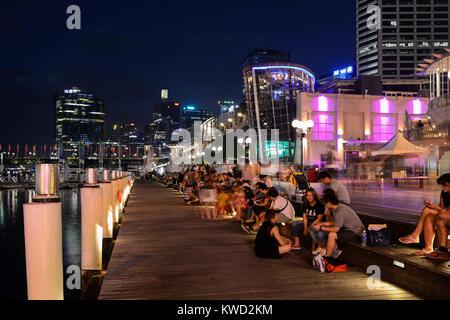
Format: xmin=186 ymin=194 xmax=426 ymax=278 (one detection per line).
xmin=157 ymin=165 xmax=450 ymax=262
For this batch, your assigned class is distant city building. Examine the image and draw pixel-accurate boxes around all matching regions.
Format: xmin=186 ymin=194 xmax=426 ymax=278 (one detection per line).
xmin=243 ymin=59 xmax=316 ymax=161
xmin=119 ymin=123 xmax=141 ymax=144
xmin=356 ymin=0 xmax=449 ymax=80
xmin=161 ymin=89 xmax=169 ymax=100
xmin=55 ymin=87 xmax=105 ymax=158
xmin=152 ymin=101 xmax=181 ymax=124
xmin=217 ymin=100 xmax=237 ymax=114
xmin=118 ymin=123 xmax=144 ymax=158
xmin=218 ymin=102 xmax=248 ymax=133
xmin=181 ymin=106 xmax=214 ymax=129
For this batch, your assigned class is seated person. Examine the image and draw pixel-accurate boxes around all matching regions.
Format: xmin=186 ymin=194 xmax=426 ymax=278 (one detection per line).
xmin=399 ymin=173 xmax=450 ymax=256
xmin=290 ymin=188 xmax=325 ymax=250
xmin=310 ymin=207 xmax=333 ymax=255
xmin=217 ymin=185 xmax=232 ymax=215
xmin=245 ymin=182 xmax=265 ymax=223
xmin=255 ymin=210 xmax=292 ymax=259
xmin=428 ymin=206 xmax=450 ymax=260
xmin=245 ymin=183 xmax=270 ymax=233
xmin=313 ymin=189 xmax=365 ymax=258
xmin=185 ymin=183 xmax=200 ymax=206
xmin=267 ymin=188 xmax=295 ymax=223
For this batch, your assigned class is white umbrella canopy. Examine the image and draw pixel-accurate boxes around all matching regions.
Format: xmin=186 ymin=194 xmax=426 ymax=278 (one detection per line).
xmin=371 ymin=133 xmax=429 ymax=156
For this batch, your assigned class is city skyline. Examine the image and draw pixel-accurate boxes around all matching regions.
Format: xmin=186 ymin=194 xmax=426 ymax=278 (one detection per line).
xmin=1 ymin=0 xmax=356 ymax=145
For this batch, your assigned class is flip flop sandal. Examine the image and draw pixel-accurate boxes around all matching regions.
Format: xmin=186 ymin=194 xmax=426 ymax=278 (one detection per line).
xmin=413 ymin=249 xmax=433 ymax=256
xmin=399 ymin=236 xmax=420 ymax=244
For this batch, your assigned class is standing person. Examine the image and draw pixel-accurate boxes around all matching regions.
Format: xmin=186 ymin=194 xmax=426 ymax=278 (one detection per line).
xmin=290 ymin=188 xmax=325 ymax=250
xmin=313 ymin=189 xmax=365 ymax=258
xmin=318 ymin=171 xmax=350 ymax=205
xmin=177 ymin=171 xmax=185 ymax=193
xmin=267 ymin=188 xmax=295 ymax=223
xmin=255 ymin=210 xmax=292 ymax=259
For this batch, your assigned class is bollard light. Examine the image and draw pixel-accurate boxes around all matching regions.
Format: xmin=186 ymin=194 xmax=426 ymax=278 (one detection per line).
xmin=23 ymin=164 xmax=63 ymax=300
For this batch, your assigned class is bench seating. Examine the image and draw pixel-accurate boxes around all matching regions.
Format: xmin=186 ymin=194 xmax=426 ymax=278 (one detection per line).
xmin=279 ymin=212 xmax=450 ymax=299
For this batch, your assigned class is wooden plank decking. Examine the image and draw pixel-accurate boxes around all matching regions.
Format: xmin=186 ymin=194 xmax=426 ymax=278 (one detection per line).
xmin=99 ymin=182 xmax=423 ymax=300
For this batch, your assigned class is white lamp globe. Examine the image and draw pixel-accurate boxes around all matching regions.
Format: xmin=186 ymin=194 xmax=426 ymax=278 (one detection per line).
xmin=292 ymin=120 xmax=301 ymax=128
xmin=306 ymin=120 xmax=315 ymax=128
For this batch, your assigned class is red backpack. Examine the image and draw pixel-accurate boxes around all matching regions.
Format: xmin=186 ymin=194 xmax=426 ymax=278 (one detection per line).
xmin=324 ymin=257 xmax=347 ymax=273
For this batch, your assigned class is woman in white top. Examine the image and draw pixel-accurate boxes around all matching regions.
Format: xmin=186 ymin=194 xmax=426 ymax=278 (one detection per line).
xmin=267 ymin=188 xmax=295 ymax=223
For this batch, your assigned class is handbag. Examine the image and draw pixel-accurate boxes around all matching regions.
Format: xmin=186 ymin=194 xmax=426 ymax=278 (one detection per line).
xmin=312 ymin=254 xmax=325 ymax=272
xmin=367 ymin=228 xmax=393 ymax=247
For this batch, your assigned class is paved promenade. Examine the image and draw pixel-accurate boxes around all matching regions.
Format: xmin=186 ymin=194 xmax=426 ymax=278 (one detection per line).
xmin=99 ymin=182 xmax=421 ymax=300
xmin=345 ymin=180 xmax=440 ymax=224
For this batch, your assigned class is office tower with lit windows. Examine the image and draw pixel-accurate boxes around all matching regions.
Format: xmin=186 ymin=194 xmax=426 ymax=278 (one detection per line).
xmin=181 ymin=106 xmax=214 ymax=129
xmin=55 ymin=87 xmax=105 ymax=158
xmin=217 ymin=100 xmax=237 ymax=114
xmin=152 ymin=101 xmax=182 ymax=124
xmin=357 ymin=0 xmax=449 ymax=79
xmin=242 ymin=50 xmax=316 ymax=161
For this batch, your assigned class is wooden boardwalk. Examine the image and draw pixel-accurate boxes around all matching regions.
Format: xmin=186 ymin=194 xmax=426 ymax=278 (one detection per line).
xmin=99 ymin=182 xmax=422 ymax=300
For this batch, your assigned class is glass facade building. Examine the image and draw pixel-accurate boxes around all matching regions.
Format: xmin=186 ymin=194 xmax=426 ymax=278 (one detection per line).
xmin=357 ymin=0 xmax=449 ymax=80
xmin=181 ymin=106 xmax=214 ymax=129
xmin=243 ymin=62 xmax=315 ymax=161
xmin=55 ymin=87 xmax=105 ymax=158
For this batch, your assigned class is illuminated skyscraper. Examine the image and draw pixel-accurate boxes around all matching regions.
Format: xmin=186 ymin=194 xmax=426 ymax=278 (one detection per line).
xmin=181 ymin=106 xmax=214 ymax=129
xmin=356 ymin=0 xmax=449 ymax=79
xmin=243 ymin=55 xmax=315 ymax=160
xmin=55 ymin=87 xmax=105 ymax=158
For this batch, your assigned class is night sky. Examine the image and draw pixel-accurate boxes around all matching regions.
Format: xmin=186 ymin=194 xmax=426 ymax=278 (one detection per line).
xmin=1 ymin=0 xmax=356 ymax=146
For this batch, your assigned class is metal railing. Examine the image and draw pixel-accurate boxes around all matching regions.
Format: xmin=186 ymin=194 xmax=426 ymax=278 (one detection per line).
xmin=428 ymin=93 xmax=450 ymax=112
xmin=402 ymin=126 xmax=448 ymax=141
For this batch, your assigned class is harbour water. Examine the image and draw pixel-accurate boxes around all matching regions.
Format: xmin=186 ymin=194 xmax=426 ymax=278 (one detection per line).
xmin=0 ymin=188 xmax=82 ymax=300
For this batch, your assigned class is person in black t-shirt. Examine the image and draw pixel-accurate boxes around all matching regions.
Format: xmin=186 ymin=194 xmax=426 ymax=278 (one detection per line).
xmin=177 ymin=171 xmax=185 ymax=192
xmin=255 ymin=210 xmax=292 ymax=259
xmin=290 ymin=188 xmax=325 ymax=250
xmin=399 ymin=173 xmax=450 ymax=257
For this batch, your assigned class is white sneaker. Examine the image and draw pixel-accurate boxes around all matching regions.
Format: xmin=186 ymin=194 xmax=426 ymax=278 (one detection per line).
xmin=332 ymin=248 xmax=342 ymax=258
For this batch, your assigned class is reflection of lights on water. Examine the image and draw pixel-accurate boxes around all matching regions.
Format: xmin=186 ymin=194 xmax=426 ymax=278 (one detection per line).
xmin=0 ymin=196 xmax=5 ymax=229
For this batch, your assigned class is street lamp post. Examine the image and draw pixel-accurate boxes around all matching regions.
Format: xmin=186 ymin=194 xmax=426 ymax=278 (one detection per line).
xmin=292 ymin=120 xmax=315 ymax=172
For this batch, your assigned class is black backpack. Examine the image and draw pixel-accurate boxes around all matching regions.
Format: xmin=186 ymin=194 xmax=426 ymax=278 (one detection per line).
xmin=367 ymin=228 xmax=394 ymax=247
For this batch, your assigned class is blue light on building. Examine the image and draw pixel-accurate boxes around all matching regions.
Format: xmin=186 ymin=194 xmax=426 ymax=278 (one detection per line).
xmin=332 ymin=65 xmax=355 ymax=80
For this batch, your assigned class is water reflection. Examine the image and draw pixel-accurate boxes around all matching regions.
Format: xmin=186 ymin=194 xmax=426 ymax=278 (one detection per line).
xmin=0 ymin=188 xmax=81 ymax=300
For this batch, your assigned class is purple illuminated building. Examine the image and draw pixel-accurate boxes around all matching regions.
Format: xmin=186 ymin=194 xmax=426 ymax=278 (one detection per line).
xmin=297 ymin=92 xmax=429 ymax=169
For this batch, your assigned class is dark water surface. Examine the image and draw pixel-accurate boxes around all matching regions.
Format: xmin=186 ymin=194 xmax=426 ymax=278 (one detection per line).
xmin=0 ymin=188 xmax=82 ymax=300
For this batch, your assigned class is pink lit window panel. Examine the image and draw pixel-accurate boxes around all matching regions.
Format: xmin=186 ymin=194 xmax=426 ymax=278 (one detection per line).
xmin=312 ymin=114 xmax=334 ymax=141
xmin=373 ymin=115 xmax=395 ymax=142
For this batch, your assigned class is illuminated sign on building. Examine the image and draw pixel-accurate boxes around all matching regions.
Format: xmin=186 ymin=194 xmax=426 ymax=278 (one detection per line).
xmin=332 ymin=66 xmax=354 ymax=79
